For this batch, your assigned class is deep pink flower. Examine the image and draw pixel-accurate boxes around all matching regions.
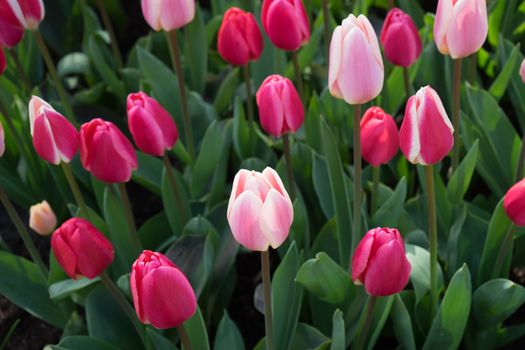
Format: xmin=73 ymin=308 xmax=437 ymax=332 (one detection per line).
xmin=261 ymin=0 xmax=310 ymax=51
xmin=360 ymin=107 xmax=399 ymax=166
xmin=380 ymin=8 xmax=422 ymax=67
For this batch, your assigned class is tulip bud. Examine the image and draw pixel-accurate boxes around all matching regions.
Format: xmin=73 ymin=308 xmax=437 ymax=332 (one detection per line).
xmin=504 ymin=179 xmax=525 ymax=226
xmin=351 ymin=227 xmax=411 ymax=296
xmin=51 ymin=218 xmax=114 ymax=279
xmin=131 ymin=250 xmax=197 ymax=329
xmin=360 ymin=107 xmax=399 ymax=166
xmin=127 ymin=92 xmax=178 ymax=157
xmin=29 ymin=200 xmax=56 ymax=236
xmin=380 ymin=8 xmax=422 ymax=67
xmin=433 ymin=0 xmax=488 ymax=59
xmin=261 ymin=0 xmax=310 ymax=51
xmin=80 ymin=118 xmax=138 ymax=183
xmin=141 ymin=0 xmax=195 ymax=32
xmin=28 ymin=96 xmax=79 ymax=165
xmin=227 ymin=167 xmax=293 ymax=251
xmin=399 ymin=86 xmax=454 ymax=165
xmin=0 ymin=0 xmax=45 ymax=30
xmin=329 ymin=14 xmax=384 ymax=105
xmin=520 ymin=58 xmax=525 ymax=84
xmin=0 ymin=120 xmax=5 ymax=158
xmin=256 ymin=75 xmax=304 ymax=137
xmin=0 ymin=15 xmax=24 ymax=47
xmin=0 ymin=48 xmax=5 ymax=76
xmin=217 ymin=7 xmax=264 ymax=66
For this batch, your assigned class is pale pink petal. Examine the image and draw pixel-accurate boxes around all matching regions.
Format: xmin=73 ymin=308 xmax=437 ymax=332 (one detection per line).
xmin=227 ymin=191 xmax=269 ymax=251
xmin=141 ymin=0 xmax=162 ymax=31
xmin=434 ymin=0 xmax=454 ymax=55
xmin=446 ymin=0 xmax=488 ymax=58
xmin=262 ymin=167 xmax=290 ymax=201
xmin=399 ymin=95 xmax=420 ymax=164
xmin=328 ymin=26 xmax=343 ymax=99
xmin=260 ymin=189 xmax=293 ymax=249
xmin=227 ymin=169 xmax=251 ymax=217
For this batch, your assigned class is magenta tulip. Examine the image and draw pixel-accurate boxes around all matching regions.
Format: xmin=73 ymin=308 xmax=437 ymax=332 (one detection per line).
xmin=0 ymin=15 xmax=24 ymax=47
xmin=352 ymin=227 xmax=411 ymax=296
xmin=0 ymin=0 xmax=45 ymax=30
xmin=504 ymin=179 xmax=525 ymax=226
xmin=380 ymin=8 xmax=422 ymax=67
xmin=256 ymin=74 xmax=304 ymax=137
xmin=131 ymin=250 xmax=197 ymax=329
xmin=520 ymin=58 xmax=525 ymax=84
xmin=360 ymin=107 xmax=399 ymax=166
xmin=141 ymin=0 xmax=195 ymax=32
xmin=261 ymin=0 xmax=310 ymax=51
xmin=399 ymin=86 xmax=454 ymax=165
xmin=0 ymin=120 xmax=4 ymax=157
xmin=0 ymin=47 xmax=5 ymax=76
xmin=227 ymin=167 xmax=294 ymax=251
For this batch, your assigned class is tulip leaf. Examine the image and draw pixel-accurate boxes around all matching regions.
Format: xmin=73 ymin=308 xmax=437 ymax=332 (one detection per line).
xmin=367 ymin=296 xmax=395 ymax=350
xmin=233 ymin=96 xmax=251 ymax=160
xmin=489 ymin=43 xmax=520 ymax=101
xmin=499 ymin=39 xmax=525 ymax=132
xmin=214 ymin=68 xmax=240 ymax=115
xmin=391 ymin=295 xmax=417 ymax=350
xmin=312 ymin=152 xmax=335 ymax=219
xmin=422 ymin=264 xmax=472 ymax=350
xmin=57 ymin=336 xmax=121 ymax=350
xmin=371 ymin=177 xmax=407 ymax=228
xmin=289 ymin=323 xmax=330 ymax=350
xmin=184 ymin=6 xmax=208 ymax=94
xmin=213 ymin=311 xmax=245 ymax=350
xmin=184 ymin=307 xmax=210 ymax=350
xmin=133 ymin=152 xmax=163 ymax=195
xmin=446 ymin=140 xmax=479 ymax=204
xmin=49 ymin=277 xmax=100 ymax=300
xmin=330 ymin=310 xmax=345 ymax=350
xmin=138 ymin=211 xmax=172 ymax=251
xmin=147 ymin=329 xmax=178 ymax=350
xmin=405 ymin=244 xmax=444 ymax=303
xmin=161 ymin=165 xmax=192 ymax=236
xmin=284 ymin=17 xmax=323 ymax=78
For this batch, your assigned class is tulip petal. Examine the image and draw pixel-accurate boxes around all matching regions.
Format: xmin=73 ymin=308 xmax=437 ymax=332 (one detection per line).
xmin=33 ymin=115 xmax=60 ymax=165
xmin=265 ymin=0 xmax=302 ymax=51
xmin=260 ymin=189 xmax=293 ymax=249
xmin=351 ymin=232 xmax=375 ymax=283
xmin=433 ymin=0 xmax=454 ymax=55
xmin=281 ymin=79 xmax=304 ymax=133
xmin=257 ymin=83 xmax=285 ymax=136
xmin=328 ymin=26 xmax=344 ymax=99
xmin=0 ymin=17 xmax=23 ymax=48
xmin=246 ymin=13 xmax=264 ymax=59
xmin=45 ymin=110 xmax=79 ymax=162
xmin=399 ymin=96 xmax=421 ymax=164
xmin=51 ymin=233 xmax=77 ymax=279
xmin=128 ymin=107 xmax=165 ymax=156
xmin=218 ymin=20 xmax=250 ymax=66
xmin=228 ymin=191 xmax=269 ymax=251
xmin=382 ymin=22 xmax=420 ymax=67
xmin=109 ymin=124 xmax=138 ymax=169
xmin=159 ymin=0 xmax=195 ymax=31
xmin=89 ymin=131 xmax=134 ymax=183
xmin=68 ymin=228 xmax=114 ymax=279
xmin=141 ymin=0 xmax=162 ymax=31
xmin=262 ymin=167 xmax=290 ymax=200
xmin=227 ymin=169 xmax=251 ymax=216
xmin=446 ymin=0 xmax=488 ymax=58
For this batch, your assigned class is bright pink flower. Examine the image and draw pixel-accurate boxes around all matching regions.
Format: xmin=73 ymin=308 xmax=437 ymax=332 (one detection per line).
xmin=131 ymin=250 xmax=197 ymax=329
xmin=0 ymin=15 xmax=24 ymax=47
xmin=520 ymin=58 xmax=525 ymax=84
xmin=360 ymin=107 xmax=399 ymax=166
xmin=329 ymin=14 xmax=384 ymax=105
xmin=0 ymin=0 xmax=45 ymax=30
xmin=127 ymin=92 xmax=178 ymax=157
xmin=141 ymin=0 xmax=195 ymax=31
xmin=51 ymin=218 xmax=114 ymax=279
xmin=380 ymin=8 xmax=422 ymax=67
xmin=504 ymin=179 xmax=525 ymax=226
xmin=261 ymin=0 xmax=310 ymax=51
xmin=227 ymin=167 xmax=293 ymax=251
xmin=0 ymin=47 xmax=5 ymax=76
xmin=256 ymin=74 xmax=304 ymax=137
xmin=80 ymin=118 xmax=138 ymax=183
xmin=29 ymin=96 xmax=79 ymax=165
xmin=434 ymin=0 xmax=487 ymax=59
xmin=0 ymin=120 xmax=4 ymax=157
xmin=352 ymin=227 xmax=411 ymax=296
xmin=399 ymin=86 xmax=454 ymax=165
xmin=217 ymin=7 xmax=264 ymax=66
xmin=29 ymin=200 xmax=56 ymax=236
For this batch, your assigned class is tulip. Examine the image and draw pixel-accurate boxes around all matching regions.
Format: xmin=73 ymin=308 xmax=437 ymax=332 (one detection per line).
xmin=329 ymin=14 xmax=384 ymax=105
xmin=520 ymin=58 xmax=525 ymax=84
xmin=29 ymin=200 xmax=56 ymax=236
xmin=360 ymin=107 xmax=399 ymax=166
xmin=0 ymin=120 xmax=4 ymax=157
xmin=131 ymin=250 xmax=197 ymax=329
xmin=261 ymin=0 xmax=310 ymax=51
xmin=433 ymin=0 xmax=488 ymax=59
xmin=217 ymin=7 xmax=264 ymax=66
xmin=127 ymin=92 xmax=178 ymax=157
xmin=28 ymin=96 xmax=79 ymax=165
xmin=256 ymin=75 xmax=304 ymax=137
xmin=380 ymin=8 xmax=422 ymax=67
xmin=141 ymin=0 xmax=195 ymax=32
xmin=227 ymin=167 xmax=293 ymax=251
xmin=0 ymin=0 xmax=45 ymax=30
xmin=0 ymin=47 xmax=5 ymax=76
xmin=351 ymin=227 xmax=411 ymax=296
xmin=79 ymin=118 xmax=138 ymax=183
xmin=51 ymin=218 xmax=114 ymax=279
xmin=399 ymin=86 xmax=454 ymax=165
xmin=504 ymin=179 xmax=525 ymax=226
xmin=0 ymin=15 xmax=24 ymax=48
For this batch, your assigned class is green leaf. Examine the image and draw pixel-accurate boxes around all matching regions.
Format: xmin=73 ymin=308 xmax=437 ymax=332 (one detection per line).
xmin=184 ymin=6 xmax=207 ymax=94
xmin=161 ymin=166 xmax=192 ymax=236
xmin=371 ymin=177 xmax=407 ymax=227
xmin=233 ymin=96 xmax=251 ymax=160
xmin=138 ymin=212 xmax=172 ymax=250
xmin=49 ymin=277 xmax=100 ymax=300
xmin=184 ymin=307 xmax=210 ymax=350
xmin=422 ymin=264 xmax=472 ymax=350
xmin=58 ymin=336 xmax=121 ymax=350
xmin=147 ymin=329 xmax=177 ymax=350
xmin=447 ymin=140 xmax=479 ymax=204
xmin=214 ymin=68 xmax=240 ymax=115
xmin=312 ymin=152 xmax=335 ymax=219
xmin=391 ymin=295 xmax=416 ymax=350
xmin=213 ymin=311 xmax=245 ymax=350
xmin=289 ymin=323 xmax=330 ymax=350
xmin=330 ymin=310 xmax=345 ymax=350
xmin=405 ymin=244 xmax=444 ymax=303
xmin=367 ymin=296 xmax=395 ymax=350
xmin=133 ymin=152 xmax=163 ymax=195
xmin=489 ymin=44 xmax=520 ymax=100
xmin=87 ymin=34 xmax=125 ymax=100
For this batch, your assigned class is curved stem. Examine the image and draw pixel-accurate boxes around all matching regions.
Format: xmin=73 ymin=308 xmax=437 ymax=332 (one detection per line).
xmin=322 ymin=0 xmax=330 ymax=62
xmin=162 ymin=154 xmax=189 ymax=226
xmin=282 ymin=133 xmax=295 ymax=201
xmin=371 ymin=166 xmax=380 ymax=217
xmin=61 ymin=162 xmax=89 ymax=219
xmin=96 ymin=0 xmax=123 ymax=69
xmin=424 ymin=165 xmax=438 ymax=318
xmin=355 ymin=296 xmax=377 ymax=350
xmin=176 ymin=325 xmax=192 ymax=350
xmin=117 ymin=183 xmax=141 ymax=254
xmin=451 ymin=58 xmax=463 ymax=171
xmin=242 ymin=65 xmax=256 ymax=155
xmin=291 ymin=51 xmax=304 ymax=102
xmin=8 ymin=49 xmax=32 ymax=94
xmin=492 ymin=224 xmax=517 ymax=279
xmin=515 ymin=135 xmax=525 ymax=182
xmin=261 ymin=250 xmax=274 ymax=350
xmin=351 ymin=104 xmax=362 ymax=267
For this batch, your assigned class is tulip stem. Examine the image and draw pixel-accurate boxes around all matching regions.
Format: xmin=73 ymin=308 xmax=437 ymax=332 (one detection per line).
xmin=291 ymin=51 xmax=305 ymax=102
xmin=0 ymin=187 xmax=48 ymax=279
xmin=61 ymin=163 xmax=89 ymax=220
xmin=424 ymin=165 xmax=438 ymax=318
xmin=96 ymin=0 xmax=123 ymax=70
xmin=492 ymin=224 xmax=517 ymax=279
xmin=117 ymin=183 xmax=141 ymax=254
xmin=162 ymin=154 xmax=189 ymax=226
xmin=242 ymin=65 xmax=256 ymax=155
xmin=451 ymin=58 xmax=463 ymax=171
xmin=176 ymin=325 xmax=192 ymax=350
xmin=282 ymin=133 xmax=295 ymax=201
xmin=166 ymin=30 xmax=195 ymax=160
xmin=322 ymin=0 xmax=330 ymax=62
xmin=371 ymin=166 xmax=380 ymax=216
xmin=354 ymin=295 xmax=377 ymax=350
xmin=33 ymin=31 xmax=77 ymax=126
xmin=515 ymin=135 xmax=525 ymax=182
xmin=351 ymin=104 xmax=362 ymax=268
xmin=7 ymin=49 xmax=32 ymax=94
xmin=403 ymin=67 xmax=411 ymax=98
xmin=261 ymin=250 xmax=274 ymax=350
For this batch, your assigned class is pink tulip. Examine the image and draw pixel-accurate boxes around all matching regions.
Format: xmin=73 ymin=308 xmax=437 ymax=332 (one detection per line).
xmin=329 ymin=14 xmax=384 ymax=105
xmin=399 ymin=86 xmax=454 ymax=165
xmin=51 ymin=218 xmax=114 ymax=279
xmin=520 ymin=58 xmax=525 ymax=84
xmin=29 ymin=200 xmax=56 ymax=236
xmin=261 ymin=0 xmax=310 ymax=51
xmin=127 ymin=92 xmax=178 ymax=157
xmin=217 ymin=7 xmax=264 ymax=66
xmin=360 ymin=107 xmax=399 ymax=166
xmin=0 ymin=0 xmax=45 ymax=30
xmin=227 ymin=167 xmax=293 ymax=251
xmin=0 ymin=47 xmax=5 ymax=76
xmin=0 ymin=15 xmax=24 ymax=47
xmin=80 ymin=118 xmax=138 ymax=183
xmin=131 ymin=250 xmax=197 ymax=329
xmin=352 ymin=227 xmax=411 ymax=296
xmin=256 ymin=74 xmax=304 ymax=137
xmin=434 ymin=0 xmax=488 ymax=59
xmin=380 ymin=8 xmax=422 ymax=67
xmin=28 ymin=96 xmax=79 ymax=165
xmin=504 ymin=179 xmax=525 ymax=226
xmin=0 ymin=120 xmax=4 ymax=157
xmin=141 ymin=0 xmax=195 ymax=32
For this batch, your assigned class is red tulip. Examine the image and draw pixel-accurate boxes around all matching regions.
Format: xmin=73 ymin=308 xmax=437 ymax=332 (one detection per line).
xmin=261 ymin=0 xmax=310 ymax=51
xmin=351 ymin=227 xmax=411 ymax=296
xmin=0 ymin=47 xmax=5 ymax=76
xmin=380 ymin=8 xmax=422 ymax=67
xmin=127 ymin=92 xmax=178 ymax=157
xmin=504 ymin=179 xmax=525 ymax=226
xmin=217 ymin=7 xmax=264 ymax=66
xmin=80 ymin=118 xmax=138 ymax=183
xmin=360 ymin=107 xmax=399 ymax=166
xmin=0 ymin=0 xmax=45 ymax=30
xmin=51 ymin=218 xmax=114 ymax=279
xmin=131 ymin=250 xmax=197 ymax=329
xmin=256 ymin=74 xmax=304 ymax=137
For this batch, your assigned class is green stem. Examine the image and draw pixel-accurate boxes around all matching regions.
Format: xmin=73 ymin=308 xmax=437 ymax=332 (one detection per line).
xmin=166 ymin=30 xmax=194 ymax=160
xmin=96 ymin=0 xmax=123 ymax=70
xmin=32 ymin=31 xmax=77 ymax=125
xmin=242 ymin=65 xmax=256 ymax=155
xmin=451 ymin=58 xmax=463 ymax=171
xmin=515 ymin=135 xmax=525 ymax=182
xmin=0 ymin=187 xmax=48 ymax=279
xmin=322 ymin=0 xmax=330 ymax=63
xmin=291 ymin=51 xmax=305 ymax=102
xmin=282 ymin=133 xmax=295 ymax=201
xmin=355 ymin=296 xmax=377 ymax=350
xmin=261 ymin=250 xmax=274 ymax=350
xmin=117 ymin=183 xmax=141 ymax=254
xmin=492 ymin=224 xmax=517 ymax=279
xmin=350 ymin=104 xmax=362 ymax=268
xmin=7 ymin=49 xmax=32 ymax=94
xmin=424 ymin=165 xmax=438 ymax=318
xmin=61 ymin=162 xmax=89 ymax=219
xmin=177 ymin=325 xmax=192 ymax=350
xmin=468 ymin=53 xmax=477 ymax=84
xmin=403 ymin=67 xmax=411 ymax=98
xmin=162 ymin=154 xmax=189 ymax=226
xmin=371 ymin=166 xmax=380 ymax=217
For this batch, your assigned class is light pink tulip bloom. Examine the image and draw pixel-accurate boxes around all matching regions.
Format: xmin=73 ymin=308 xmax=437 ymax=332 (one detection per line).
xmin=0 ymin=0 xmax=45 ymax=30
xmin=520 ymin=58 xmax=525 ymax=84
xmin=0 ymin=120 xmax=4 ymax=158
xmin=329 ymin=14 xmax=384 ymax=105
xmin=399 ymin=86 xmax=454 ymax=165
xmin=29 ymin=200 xmax=57 ymax=236
xmin=504 ymin=179 xmax=525 ymax=227
xmin=360 ymin=107 xmax=399 ymax=166
xmin=227 ymin=167 xmax=294 ymax=251
xmin=433 ymin=0 xmax=488 ymax=59
xmin=141 ymin=0 xmax=195 ymax=32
